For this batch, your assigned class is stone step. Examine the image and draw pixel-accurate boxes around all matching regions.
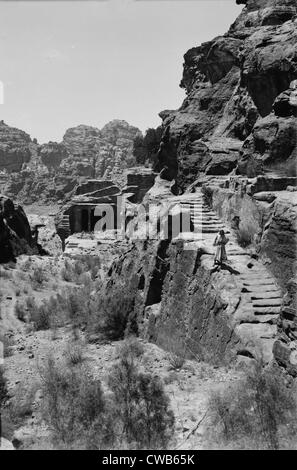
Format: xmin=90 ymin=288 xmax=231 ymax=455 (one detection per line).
xmin=239 ymin=313 xmax=278 ymax=324
xmin=240 ymin=275 xmax=276 ymax=282
xmin=242 ymin=286 xmax=281 ymax=293
xmin=250 ymin=292 xmax=282 ymax=300
xmin=243 ymin=283 xmax=277 ymax=289
xmin=192 ymin=217 xmax=221 ymax=222
xmin=193 ymin=223 xmax=223 ymax=227
xmin=253 ymin=298 xmax=282 ymax=307
xmin=254 ymin=307 xmax=281 ymax=315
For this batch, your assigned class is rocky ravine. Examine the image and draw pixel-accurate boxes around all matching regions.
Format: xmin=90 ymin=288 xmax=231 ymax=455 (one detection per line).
xmin=0 ymin=119 xmax=142 ymax=204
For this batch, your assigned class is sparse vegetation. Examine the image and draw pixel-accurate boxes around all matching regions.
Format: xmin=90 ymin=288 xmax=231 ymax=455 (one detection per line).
xmin=65 ymin=341 xmax=85 ymax=366
xmin=31 ymin=265 xmax=47 ymax=286
xmin=40 ymin=339 xmax=174 ymax=450
xmin=236 ymin=224 xmax=255 ymax=248
xmin=9 ymin=381 xmax=39 ymax=426
xmin=40 ymin=355 xmax=115 ymax=449
xmin=0 ymin=367 xmax=8 ymax=409
xmin=108 ymin=341 xmax=175 ymax=449
xmin=61 ymin=256 xmax=100 ymax=284
xmin=201 ymin=185 xmax=213 ymax=208
xmin=0 ymin=333 xmax=14 ymax=358
xmin=87 ymin=284 xmax=135 ymax=341
xmin=207 ymin=363 xmax=297 ymax=449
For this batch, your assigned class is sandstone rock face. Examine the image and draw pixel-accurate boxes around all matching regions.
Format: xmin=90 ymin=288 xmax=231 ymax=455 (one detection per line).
xmin=0 ymin=194 xmax=34 ymax=262
xmin=1 ymin=120 xmax=143 ymax=204
xmin=273 ymin=278 xmax=297 ymax=376
xmin=38 ymin=141 xmax=68 ymax=169
xmin=238 ymin=113 xmax=297 ymax=176
xmin=156 ymin=0 xmax=297 ymax=191
xmin=105 ymin=241 xmax=240 ymax=365
xmin=62 ymin=120 xmax=142 ymax=182
xmin=0 ymin=121 xmax=32 ymax=173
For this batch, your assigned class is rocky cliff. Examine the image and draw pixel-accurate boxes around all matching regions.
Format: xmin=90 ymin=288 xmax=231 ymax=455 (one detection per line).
xmin=156 ymin=0 xmax=297 ymax=190
xmin=0 ymin=121 xmax=32 ymax=173
xmin=102 ymin=0 xmax=297 ymax=372
xmin=1 ymin=120 xmax=142 ymax=204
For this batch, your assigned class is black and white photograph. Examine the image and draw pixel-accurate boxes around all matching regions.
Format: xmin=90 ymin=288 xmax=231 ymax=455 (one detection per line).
xmin=0 ymin=0 xmax=297 ymax=455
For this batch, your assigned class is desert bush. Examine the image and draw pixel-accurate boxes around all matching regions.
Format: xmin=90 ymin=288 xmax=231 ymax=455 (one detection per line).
xmin=61 ymin=259 xmax=74 ymax=282
xmin=0 ymin=367 xmax=8 ymax=409
xmin=168 ymin=352 xmax=186 ymax=371
xmin=116 ymin=337 xmax=144 ymax=360
xmin=20 ymin=258 xmax=31 ymax=272
xmin=0 ymin=267 xmax=12 ymax=279
xmin=15 ymin=287 xmax=21 ymax=297
xmin=207 ymin=363 xmax=297 ymax=449
xmin=9 ymin=381 xmax=39 ymax=426
xmin=14 ymin=300 xmax=27 ymax=322
xmin=159 ymin=334 xmax=186 ymax=371
xmin=31 ymin=266 xmax=47 ymax=286
xmin=65 ymin=342 xmax=85 ymax=366
xmin=201 ymin=185 xmax=213 ymax=208
xmin=61 ymin=256 xmax=100 ymax=284
xmin=108 ymin=342 xmax=175 ymax=449
xmin=40 ymin=356 xmax=114 ymax=448
xmin=236 ymin=224 xmax=255 ymax=248
xmin=88 ymin=285 xmax=135 ymax=341
xmin=0 ymin=334 xmax=14 ymax=358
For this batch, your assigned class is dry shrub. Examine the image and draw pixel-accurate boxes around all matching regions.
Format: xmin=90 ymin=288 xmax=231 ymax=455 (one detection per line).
xmin=65 ymin=341 xmax=85 ymax=366
xmin=0 ymin=366 xmax=8 ymax=409
xmin=61 ymin=256 xmax=100 ymax=283
xmin=108 ymin=341 xmax=175 ymax=449
xmin=31 ymin=266 xmax=47 ymax=286
xmin=87 ymin=284 xmax=135 ymax=341
xmin=159 ymin=334 xmax=186 ymax=371
xmin=9 ymin=381 xmax=40 ymax=426
xmin=40 ymin=356 xmax=115 ymax=449
xmin=236 ymin=224 xmax=255 ymax=248
xmin=207 ymin=363 xmax=297 ymax=449
xmin=40 ymin=340 xmax=175 ymax=450
xmin=0 ymin=333 xmax=14 ymax=358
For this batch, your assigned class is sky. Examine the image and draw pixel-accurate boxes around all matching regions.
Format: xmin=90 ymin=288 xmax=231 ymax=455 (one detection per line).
xmin=0 ymin=0 xmax=242 ymax=143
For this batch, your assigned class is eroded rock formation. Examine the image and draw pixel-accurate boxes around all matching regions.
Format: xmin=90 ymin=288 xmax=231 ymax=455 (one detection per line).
xmin=1 ymin=120 xmax=143 ymax=204
xmin=156 ymin=0 xmax=297 ymax=190
xmin=0 ymin=121 xmax=32 ymax=173
xmin=0 ymin=195 xmax=35 ymax=262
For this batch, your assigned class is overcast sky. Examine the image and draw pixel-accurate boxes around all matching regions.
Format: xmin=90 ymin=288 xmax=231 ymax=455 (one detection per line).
xmin=0 ymin=0 xmax=242 ymax=143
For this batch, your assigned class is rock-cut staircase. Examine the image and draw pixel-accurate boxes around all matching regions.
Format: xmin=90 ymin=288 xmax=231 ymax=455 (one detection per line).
xmin=173 ymin=190 xmax=283 ymax=362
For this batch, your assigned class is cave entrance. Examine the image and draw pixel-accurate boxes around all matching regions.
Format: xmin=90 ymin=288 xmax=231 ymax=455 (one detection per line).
xmin=81 ymin=209 xmax=89 ymax=232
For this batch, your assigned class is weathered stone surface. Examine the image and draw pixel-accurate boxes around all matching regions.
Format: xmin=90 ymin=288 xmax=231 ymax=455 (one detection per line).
xmin=273 ymin=81 xmax=297 ymax=117
xmin=38 ymin=141 xmax=68 ymax=169
xmin=238 ymin=114 xmax=297 ymax=176
xmin=1 ymin=120 xmax=143 ymax=204
xmin=62 ymin=120 xmax=142 ymax=183
xmin=156 ymin=0 xmax=297 ymax=190
xmin=0 ymin=121 xmax=32 ymax=173
xmin=0 ymin=194 xmax=35 ymax=262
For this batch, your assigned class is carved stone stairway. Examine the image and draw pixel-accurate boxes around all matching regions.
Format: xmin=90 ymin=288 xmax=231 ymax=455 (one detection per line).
xmin=173 ymin=190 xmax=283 ymax=362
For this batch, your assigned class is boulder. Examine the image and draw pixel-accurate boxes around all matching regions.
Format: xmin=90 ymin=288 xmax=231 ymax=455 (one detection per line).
xmin=0 ymin=195 xmax=34 ymax=262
